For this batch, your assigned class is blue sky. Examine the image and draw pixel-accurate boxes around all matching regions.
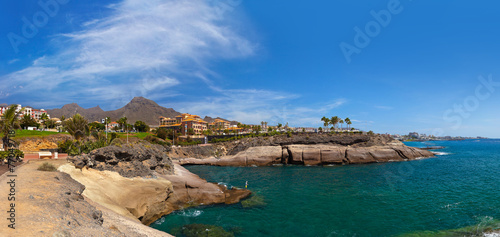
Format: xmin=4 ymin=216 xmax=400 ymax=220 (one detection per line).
xmin=1 ymin=0 xmax=500 ymax=137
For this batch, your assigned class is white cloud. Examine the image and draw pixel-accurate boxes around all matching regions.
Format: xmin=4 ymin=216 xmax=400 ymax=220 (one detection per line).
xmin=0 ymin=0 xmax=255 ymax=107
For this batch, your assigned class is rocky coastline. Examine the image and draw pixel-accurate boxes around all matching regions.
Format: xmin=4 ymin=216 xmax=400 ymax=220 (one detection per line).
xmin=172 ymin=134 xmax=435 ymax=166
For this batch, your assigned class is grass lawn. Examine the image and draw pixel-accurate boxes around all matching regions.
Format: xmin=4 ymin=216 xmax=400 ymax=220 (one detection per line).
xmin=115 ymin=132 xmax=152 ymax=139
xmin=5 ymin=129 xmax=69 ymax=139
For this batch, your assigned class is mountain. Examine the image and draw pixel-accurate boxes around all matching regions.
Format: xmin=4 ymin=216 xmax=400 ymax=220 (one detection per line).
xmin=46 ymin=97 xmax=181 ymax=125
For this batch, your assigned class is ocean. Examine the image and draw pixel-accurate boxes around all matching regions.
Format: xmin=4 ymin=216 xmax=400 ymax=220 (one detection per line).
xmin=151 ymin=139 xmax=500 ymax=236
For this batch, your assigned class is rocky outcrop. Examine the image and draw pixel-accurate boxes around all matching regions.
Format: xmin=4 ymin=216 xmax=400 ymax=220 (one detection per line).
xmin=59 ymin=164 xmax=174 ymax=224
xmin=60 ymin=163 xmax=251 ymax=226
xmin=178 ymin=141 xmax=434 ymax=167
xmin=63 ymin=143 xmax=251 ymax=227
xmin=170 ymin=133 xmax=407 ymax=160
xmin=69 ymin=143 xmax=175 ymax=178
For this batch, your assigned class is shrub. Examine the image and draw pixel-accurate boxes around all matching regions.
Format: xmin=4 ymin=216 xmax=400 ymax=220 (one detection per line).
xmin=0 ymin=149 xmax=24 ymax=162
xmin=144 ymin=135 xmax=170 ymax=146
xmin=156 ymin=128 xmax=168 ymax=140
xmin=37 ymin=162 xmax=57 ymax=172
xmin=58 ymin=139 xmax=109 ymax=156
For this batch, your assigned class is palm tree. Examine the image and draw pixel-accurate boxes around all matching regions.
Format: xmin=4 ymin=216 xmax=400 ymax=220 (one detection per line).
xmin=330 ymin=116 xmax=340 ymax=131
xmin=118 ymin=117 xmax=127 ymax=132
xmin=40 ymin=113 xmax=49 ymax=130
xmin=0 ymin=105 xmax=24 ymax=147
xmin=345 ymin=118 xmax=352 ymax=130
xmin=20 ymin=113 xmax=38 ymax=129
xmin=321 ymin=116 xmax=330 ymax=131
xmin=65 ymin=114 xmax=89 ymax=140
xmin=339 ymin=119 xmax=344 ymax=131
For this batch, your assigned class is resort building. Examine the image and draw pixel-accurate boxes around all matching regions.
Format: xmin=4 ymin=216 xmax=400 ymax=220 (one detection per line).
xmin=0 ymin=104 xmax=50 ymax=121
xmin=208 ymin=119 xmax=231 ymax=132
xmin=31 ymin=108 xmax=50 ymax=121
xmin=159 ymin=113 xmax=208 ymax=136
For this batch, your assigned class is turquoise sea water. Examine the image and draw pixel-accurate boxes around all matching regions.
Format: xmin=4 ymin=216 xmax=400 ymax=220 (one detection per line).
xmin=151 ymin=139 xmax=500 ymax=236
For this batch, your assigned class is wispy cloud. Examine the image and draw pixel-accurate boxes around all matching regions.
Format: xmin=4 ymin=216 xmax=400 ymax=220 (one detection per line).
xmin=7 ymin=59 xmax=19 ymax=64
xmin=0 ymin=0 xmax=255 ymax=108
xmin=374 ymin=105 xmax=394 ymax=110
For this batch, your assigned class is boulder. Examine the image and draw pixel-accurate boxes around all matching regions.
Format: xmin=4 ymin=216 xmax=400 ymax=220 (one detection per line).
xmin=346 ymin=147 xmax=377 ymax=164
xmin=215 ymin=155 xmax=246 ymax=166
xmin=245 ymin=146 xmax=282 ymax=166
xmin=392 ymin=145 xmax=434 ymax=160
xmin=320 ymin=147 xmax=346 ymax=164
xmin=287 ymin=145 xmax=304 ymax=164
xmin=367 ymin=146 xmax=405 ymax=162
xmin=302 ymin=147 xmax=321 ymax=165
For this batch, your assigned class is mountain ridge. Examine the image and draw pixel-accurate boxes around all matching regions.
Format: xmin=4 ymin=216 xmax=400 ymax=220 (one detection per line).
xmin=46 ymin=97 xmax=181 ymax=125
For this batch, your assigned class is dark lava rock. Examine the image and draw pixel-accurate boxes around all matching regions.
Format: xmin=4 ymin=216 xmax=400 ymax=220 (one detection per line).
xmin=69 ymin=142 xmax=174 ymax=178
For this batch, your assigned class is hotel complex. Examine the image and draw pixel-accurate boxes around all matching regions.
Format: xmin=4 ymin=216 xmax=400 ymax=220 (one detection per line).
xmin=159 ymin=113 xmax=232 ymax=136
xmin=159 ymin=113 xmax=208 ymax=135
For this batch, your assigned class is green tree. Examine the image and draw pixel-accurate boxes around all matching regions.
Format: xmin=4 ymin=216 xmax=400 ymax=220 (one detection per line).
xmin=134 ymin=120 xmax=149 ymax=132
xmin=40 ymin=113 xmax=49 ymax=129
xmin=187 ymin=128 xmax=195 ymax=135
xmin=65 ymin=114 xmax=90 ymax=140
xmin=88 ymin=122 xmax=105 ymax=131
xmin=45 ymin=119 xmax=57 ymax=129
xmin=0 ymin=105 xmax=23 ymax=147
xmin=157 ymin=128 xmax=168 ymax=140
xmin=20 ymin=114 xmax=39 ymax=129
xmin=330 ymin=116 xmax=340 ymax=131
xmin=318 ymin=127 xmax=322 ymax=132
xmin=321 ymin=116 xmax=330 ymax=131
xmin=60 ymin=115 xmax=66 ymax=131
xmin=117 ymin=117 xmax=127 ymax=132
xmin=345 ymin=117 xmax=352 ymax=130
xmin=277 ymin=123 xmax=282 ymax=131
xmin=202 ymin=129 xmax=212 ymax=136
xmin=339 ymin=119 xmax=344 ymax=131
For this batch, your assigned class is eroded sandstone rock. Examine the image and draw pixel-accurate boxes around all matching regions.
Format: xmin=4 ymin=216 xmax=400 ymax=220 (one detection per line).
xmin=178 ymin=144 xmax=434 ymax=167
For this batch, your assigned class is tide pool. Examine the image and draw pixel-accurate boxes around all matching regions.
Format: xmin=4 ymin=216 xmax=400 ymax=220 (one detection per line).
xmin=151 ymin=139 xmax=500 ymax=236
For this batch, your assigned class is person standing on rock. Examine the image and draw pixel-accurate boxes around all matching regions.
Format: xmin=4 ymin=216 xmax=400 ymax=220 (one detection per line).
xmin=245 ymin=181 xmax=248 ymax=189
